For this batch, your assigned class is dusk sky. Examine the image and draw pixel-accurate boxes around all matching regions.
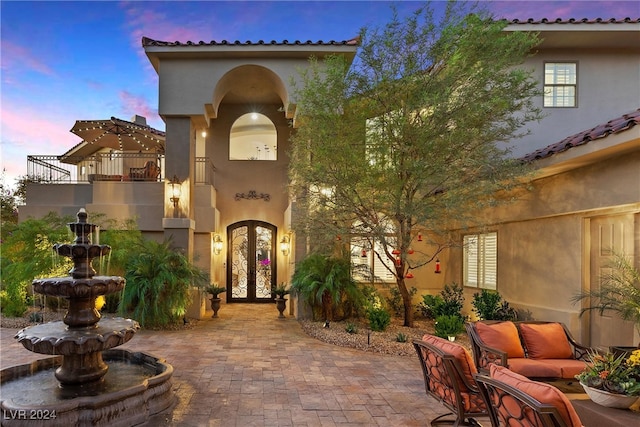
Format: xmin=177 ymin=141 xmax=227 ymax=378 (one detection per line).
xmin=1 ymin=1 xmax=638 ymax=187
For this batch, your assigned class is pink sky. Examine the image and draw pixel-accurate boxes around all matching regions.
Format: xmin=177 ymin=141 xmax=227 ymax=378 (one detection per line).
xmin=1 ymin=1 xmax=638 ymax=187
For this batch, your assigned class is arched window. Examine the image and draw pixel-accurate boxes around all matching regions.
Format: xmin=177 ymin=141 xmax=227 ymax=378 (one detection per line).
xmin=229 ymin=113 xmax=277 ymax=160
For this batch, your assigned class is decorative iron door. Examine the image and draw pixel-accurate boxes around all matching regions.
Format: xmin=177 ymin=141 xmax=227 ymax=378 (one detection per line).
xmin=227 ymin=221 xmax=277 ymax=302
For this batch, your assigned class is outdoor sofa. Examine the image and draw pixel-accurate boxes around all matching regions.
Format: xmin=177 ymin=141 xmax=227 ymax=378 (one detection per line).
xmin=465 ymin=320 xmax=592 ymax=380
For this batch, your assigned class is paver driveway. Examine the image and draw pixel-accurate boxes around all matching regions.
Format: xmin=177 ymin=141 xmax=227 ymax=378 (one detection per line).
xmin=1 ymin=304 xmax=481 ymax=426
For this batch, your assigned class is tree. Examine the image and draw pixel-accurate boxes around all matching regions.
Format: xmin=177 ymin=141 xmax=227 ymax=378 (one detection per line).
xmin=288 ymin=2 xmax=543 ymax=327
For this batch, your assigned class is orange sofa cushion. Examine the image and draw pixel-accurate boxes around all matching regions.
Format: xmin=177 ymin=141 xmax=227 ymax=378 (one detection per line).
xmin=507 ymin=358 xmax=562 ymax=378
xmin=422 ymin=334 xmax=477 ymax=388
xmin=519 ymin=323 xmax=573 ymax=359
xmin=475 ymin=321 xmax=525 ymax=358
xmin=490 ymin=364 xmax=583 ymax=427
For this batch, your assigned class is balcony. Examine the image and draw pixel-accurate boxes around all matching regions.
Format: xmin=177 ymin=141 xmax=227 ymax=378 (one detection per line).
xmin=26 ymin=153 xmax=216 ymax=186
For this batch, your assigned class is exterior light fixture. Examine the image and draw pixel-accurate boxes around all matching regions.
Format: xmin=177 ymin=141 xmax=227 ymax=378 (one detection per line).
xmin=435 ymin=259 xmax=441 ymax=274
xmin=169 ymin=174 xmax=181 ymax=208
xmin=201 ymin=130 xmax=207 ymax=138
xmin=417 ymin=233 xmax=423 ymax=242
xmin=213 ymin=234 xmax=223 ymax=255
xmin=361 ymin=248 xmax=367 ymax=258
xmin=280 ymin=235 xmax=290 ymax=256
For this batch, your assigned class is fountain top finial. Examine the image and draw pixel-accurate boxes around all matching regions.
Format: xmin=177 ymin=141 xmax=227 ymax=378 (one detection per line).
xmin=51 ymin=209 xmax=110 ymax=279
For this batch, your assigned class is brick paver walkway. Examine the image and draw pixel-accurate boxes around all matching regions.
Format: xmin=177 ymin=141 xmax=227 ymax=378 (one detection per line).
xmin=1 ymin=304 xmax=484 ymax=426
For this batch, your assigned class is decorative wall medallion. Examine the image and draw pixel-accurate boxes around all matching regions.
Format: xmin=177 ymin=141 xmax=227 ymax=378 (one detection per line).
xmin=235 ymin=190 xmax=271 ymax=202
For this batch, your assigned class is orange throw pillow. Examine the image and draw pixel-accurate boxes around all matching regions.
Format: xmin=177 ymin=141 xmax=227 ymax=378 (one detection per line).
xmin=519 ymin=323 xmax=573 ymax=359
xmin=475 ymin=321 xmax=525 ymax=358
xmin=490 ymin=364 xmax=582 ymax=427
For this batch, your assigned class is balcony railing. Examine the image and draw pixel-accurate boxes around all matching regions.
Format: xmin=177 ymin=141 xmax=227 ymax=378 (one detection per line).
xmin=26 ymin=153 xmax=216 ymax=186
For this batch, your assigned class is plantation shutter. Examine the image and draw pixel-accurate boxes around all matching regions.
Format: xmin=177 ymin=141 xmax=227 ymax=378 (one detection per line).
xmin=481 ymin=232 xmax=497 ymax=290
xmin=464 ymin=232 xmax=497 ymax=289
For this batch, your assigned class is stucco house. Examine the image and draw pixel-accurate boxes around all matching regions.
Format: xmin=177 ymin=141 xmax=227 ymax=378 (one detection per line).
xmin=20 ymin=18 xmax=640 ymax=348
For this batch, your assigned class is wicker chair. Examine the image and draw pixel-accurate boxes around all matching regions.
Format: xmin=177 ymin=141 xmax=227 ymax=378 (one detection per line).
xmin=413 ymin=335 xmax=488 ymax=426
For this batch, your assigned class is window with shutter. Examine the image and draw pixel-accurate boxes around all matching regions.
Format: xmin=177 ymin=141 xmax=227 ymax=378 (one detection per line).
xmin=463 ymin=232 xmax=497 ymax=290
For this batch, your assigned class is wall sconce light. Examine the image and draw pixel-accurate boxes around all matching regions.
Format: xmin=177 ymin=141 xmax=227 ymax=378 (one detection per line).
xmin=201 ymin=130 xmax=207 ymax=138
xmin=417 ymin=233 xmax=423 ymax=242
xmin=213 ymin=234 xmax=223 ymax=255
xmin=169 ymin=175 xmax=181 ymax=208
xmin=434 ymin=258 xmax=442 ymax=274
xmin=361 ymin=248 xmax=368 ymax=257
xmin=280 ymin=235 xmax=290 ymax=256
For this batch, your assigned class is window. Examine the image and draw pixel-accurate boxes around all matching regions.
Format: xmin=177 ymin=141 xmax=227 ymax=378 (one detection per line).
xmin=463 ymin=232 xmax=497 ymax=290
xmin=351 ymin=237 xmax=396 ymax=283
xmin=229 ymin=113 xmax=277 ymax=160
xmin=543 ymin=62 xmax=577 ymax=107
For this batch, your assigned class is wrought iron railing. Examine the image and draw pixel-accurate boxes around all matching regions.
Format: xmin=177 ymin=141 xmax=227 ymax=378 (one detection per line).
xmin=26 ymin=154 xmax=216 ymax=185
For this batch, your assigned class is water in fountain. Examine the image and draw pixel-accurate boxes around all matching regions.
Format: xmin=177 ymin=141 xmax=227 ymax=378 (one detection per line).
xmin=1 ymin=209 xmax=174 ymax=426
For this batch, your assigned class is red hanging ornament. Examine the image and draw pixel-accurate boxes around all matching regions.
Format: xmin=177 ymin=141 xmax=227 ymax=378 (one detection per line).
xmin=417 ymin=233 xmax=423 ymax=242
xmin=361 ymin=249 xmax=367 ymax=257
xmin=435 ymin=259 xmax=441 ymax=274
xmin=405 ymin=272 xmax=414 ymax=279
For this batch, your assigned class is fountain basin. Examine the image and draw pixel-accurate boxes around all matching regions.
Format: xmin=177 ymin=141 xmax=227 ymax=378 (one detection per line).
xmin=32 ymin=276 xmax=126 ymax=298
xmin=0 ymin=349 xmax=174 ymax=427
xmin=15 ymin=318 xmax=139 ymax=355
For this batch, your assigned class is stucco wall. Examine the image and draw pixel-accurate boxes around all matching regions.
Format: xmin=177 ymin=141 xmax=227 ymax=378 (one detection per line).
xmin=512 ymin=48 xmax=640 ymax=158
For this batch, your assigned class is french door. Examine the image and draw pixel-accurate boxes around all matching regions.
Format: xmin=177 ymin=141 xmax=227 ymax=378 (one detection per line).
xmin=227 ymin=221 xmax=277 ymax=302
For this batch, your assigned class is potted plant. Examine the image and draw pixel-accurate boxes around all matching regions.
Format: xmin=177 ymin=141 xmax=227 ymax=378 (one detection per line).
xmin=572 ymin=252 xmax=640 ymax=351
xmin=273 ymin=283 xmax=289 ymax=318
xmin=575 ymin=349 xmax=640 ymax=408
xmin=206 ymin=284 xmax=226 ymax=318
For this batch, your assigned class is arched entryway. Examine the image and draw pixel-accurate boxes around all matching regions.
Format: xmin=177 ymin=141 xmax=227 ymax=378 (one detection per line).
xmin=227 ymin=221 xmax=277 ymax=303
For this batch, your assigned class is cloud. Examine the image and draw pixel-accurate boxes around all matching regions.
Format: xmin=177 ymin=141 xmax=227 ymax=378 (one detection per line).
xmin=118 ymin=90 xmax=162 ymax=126
xmin=0 ymin=106 xmax=75 ymax=183
xmin=0 ymin=41 xmax=56 ymax=78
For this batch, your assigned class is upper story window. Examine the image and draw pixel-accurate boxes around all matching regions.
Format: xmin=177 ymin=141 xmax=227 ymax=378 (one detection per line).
xmin=543 ymin=62 xmax=577 ymax=107
xmin=229 ymin=113 xmax=277 ymax=160
xmin=463 ymin=232 xmax=497 ymax=290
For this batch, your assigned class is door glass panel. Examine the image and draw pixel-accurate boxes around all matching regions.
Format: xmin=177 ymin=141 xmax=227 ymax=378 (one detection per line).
xmin=231 ymin=225 xmax=248 ymax=298
xmin=255 ymin=226 xmax=273 ymax=298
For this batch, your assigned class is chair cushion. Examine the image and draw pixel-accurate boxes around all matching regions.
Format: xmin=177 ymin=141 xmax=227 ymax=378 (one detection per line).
xmin=519 ymin=323 xmax=573 ymax=359
xmin=541 ymin=359 xmax=588 ymax=379
xmin=475 ymin=321 xmax=525 ymax=358
xmin=490 ymin=364 xmax=583 ymax=427
xmin=422 ymin=334 xmax=477 ymax=389
xmin=507 ymin=358 xmax=562 ymax=378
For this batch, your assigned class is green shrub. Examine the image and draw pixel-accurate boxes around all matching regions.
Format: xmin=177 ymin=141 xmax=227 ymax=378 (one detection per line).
xmin=472 ymin=289 xmax=517 ymax=320
xmin=396 ymin=332 xmax=408 ymax=343
xmin=417 ymin=294 xmax=444 ymax=319
xmin=387 ymin=286 xmax=417 ymax=317
xmin=368 ymin=307 xmax=391 ymax=332
xmin=439 ymin=283 xmax=464 ymax=318
xmin=345 ymin=322 xmax=358 ymax=334
xmin=434 ymin=314 xmax=465 ymax=339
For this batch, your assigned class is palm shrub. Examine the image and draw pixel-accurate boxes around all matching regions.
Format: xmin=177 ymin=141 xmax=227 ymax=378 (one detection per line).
xmin=121 ymin=238 xmax=208 ymax=328
xmin=572 ymin=252 xmax=640 ymax=339
xmin=290 ymin=253 xmax=363 ymax=321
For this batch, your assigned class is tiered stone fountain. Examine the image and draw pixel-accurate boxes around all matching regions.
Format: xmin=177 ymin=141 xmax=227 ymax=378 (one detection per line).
xmin=1 ymin=209 xmax=174 ymax=426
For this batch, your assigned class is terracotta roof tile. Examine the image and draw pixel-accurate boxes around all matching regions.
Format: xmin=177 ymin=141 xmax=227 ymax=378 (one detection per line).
xmin=142 ymin=36 xmax=360 ymax=47
xmin=508 ymin=18 xmax=639 ymax=25
xmin=521 ymin=109 xmax=640 ymax=162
